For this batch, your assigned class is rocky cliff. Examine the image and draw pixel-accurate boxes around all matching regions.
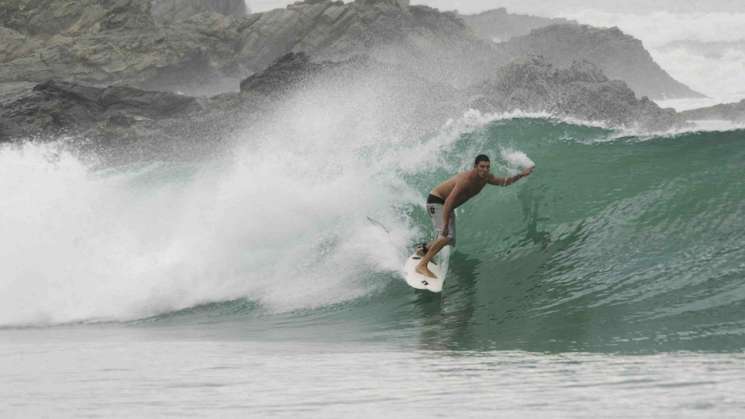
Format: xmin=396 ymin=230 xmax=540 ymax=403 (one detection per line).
xmin=0 ymin=0 xmax=702 ymax=102
xmin=1 ymin=50 xmax=686 ymax=149
xmin=0 ymin=0 xmax=695 ymax=150
xmin=499 ymin=24 xmax=704 ymax=100
xmin=461 ymin=8 xmax=572 ymax=43
xmin=470 ymin=56 xmax=681 ymax=131
xmin=0 ymin=0 xmax=500 ymax=95
xmin=152 ymin=0 xmax=248 ymax=25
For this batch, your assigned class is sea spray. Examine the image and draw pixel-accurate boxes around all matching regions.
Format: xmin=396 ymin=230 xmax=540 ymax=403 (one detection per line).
xmin=0 ymin=97 xmax=501 ymax=326
xmin=500 ymin=148 xmax=535 ymax=174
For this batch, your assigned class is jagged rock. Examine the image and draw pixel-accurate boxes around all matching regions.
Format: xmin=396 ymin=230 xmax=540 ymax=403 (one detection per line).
xmin=461 ymin=8 xmax=573 ymax=42
xmin=233 ymin=0 xmax=498 ymax=88
xmin=0 ymin=0 xmax=696 ymax=145
xmin=1 ymin=47 xmax=688 ymax=148
xmin=680 ymin=99 xmax=745 ymax=122
xmin=0 ymin=0 xmax=700 ymax=103
xmin=1 ymin=50 xmax=465 ymax=151
xmin=0 ymin=0 xmax=500 ymax=95
xmin=0 ymin=79 xmax=201 ymax=142
xmin=499 ymin=24 xmax=704 ymax=100
xmin=151 ymin=0 xmax=248 ymax=25
xmin=471 ymin=56 xmax=682 ymax=131
xmin=0 ymin=0 xmax=155 ymax=36
xmin=239 ymin=52 xmax=325 ymax=96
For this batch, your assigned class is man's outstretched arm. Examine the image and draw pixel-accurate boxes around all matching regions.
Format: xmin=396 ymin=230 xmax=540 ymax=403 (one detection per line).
xmin=488 ymin=166 xmax=535 ymax=186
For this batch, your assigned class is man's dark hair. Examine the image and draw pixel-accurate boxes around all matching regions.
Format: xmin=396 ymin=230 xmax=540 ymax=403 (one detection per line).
xmin=474 ymin=154 xmax=490 ymax=166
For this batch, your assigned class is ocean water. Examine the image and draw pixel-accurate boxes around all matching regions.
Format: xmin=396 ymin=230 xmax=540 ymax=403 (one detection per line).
xmin=2 ymin=114 xmax=745 ymax=416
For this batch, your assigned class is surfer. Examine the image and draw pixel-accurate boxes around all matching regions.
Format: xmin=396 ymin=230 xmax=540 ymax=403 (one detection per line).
xmin=415 ymin=154 xmax=534 ymax=278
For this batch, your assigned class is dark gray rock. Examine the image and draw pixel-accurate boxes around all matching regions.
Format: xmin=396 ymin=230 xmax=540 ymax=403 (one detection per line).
xmin=471 ymin=56 xmax=683 ymax=131
xmin=151 ymin=0 xmax=248 ymax=25
xmin=239 ymin=52 xmax=328 ymax=96
xmin=0 ymin=79 xmax=201 ymax=142
xmin=0 ymin=0 xmax=155 ymax=36
xmin=499 ymin=24 xmax=704 ymax=100
xmin=680 ymin=99 xmax=745 ymax=122
xmin=233 ymin=0 xmax=500 ymax=88
xmin=0 ymin=0 xmax=699 ymax=104
xmin=0 ymin=0 xmax=696 ymax=148
xmin=0 ymin=0 xmax=500 ymax=95
xmin=1 ymin=50 xmax=686 ymax=149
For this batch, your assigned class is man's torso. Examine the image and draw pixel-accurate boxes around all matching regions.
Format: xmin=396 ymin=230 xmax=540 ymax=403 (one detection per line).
xmin=431 ymin=171 xmax=487 ymax=208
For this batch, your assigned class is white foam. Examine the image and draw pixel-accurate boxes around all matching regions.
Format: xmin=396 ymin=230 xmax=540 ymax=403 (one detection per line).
xmin=0 ymin=79 xmax=497 ymax=326
xmin=500 ymin=149 xmax=535 ymax=174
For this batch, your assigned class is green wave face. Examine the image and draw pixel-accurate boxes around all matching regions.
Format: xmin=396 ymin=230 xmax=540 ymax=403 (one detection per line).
xmin=425 ymin=120 xmax=745 ymax=352
xmin=143 ymin=119 xmax=745 ymax=353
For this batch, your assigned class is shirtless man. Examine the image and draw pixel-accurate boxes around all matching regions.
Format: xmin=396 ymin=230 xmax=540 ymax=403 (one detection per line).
xmin=416 ymin=154 xmax=534 ymax=278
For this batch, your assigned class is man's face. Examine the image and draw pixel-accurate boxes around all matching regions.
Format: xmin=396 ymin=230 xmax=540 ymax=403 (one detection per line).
xmin=476 ymin=161 xmax=490 ymax=178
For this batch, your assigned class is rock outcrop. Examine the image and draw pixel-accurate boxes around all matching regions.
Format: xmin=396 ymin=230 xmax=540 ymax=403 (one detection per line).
xmin=461 ymin=8 xmax=573 ymax=43
xmin=1 ymin=51 xmax=687 ymax=149
xmin=471 ymin=56 xmax=681 ymax=131
xmin=0 ymin=0 xmax=154 ymax=36
xmin=499 ymin=24 xmax=704 ymax=100
xmin=0 ymin=79 xmax=201 ymax=143
xmin=0 ymin=0 xmax=696 ymax=149
xmin=680 ymin=99 xmax=745 ymax=122
xmin=0 ymin=0 xmax=500 ymax=96
xmin=0 ymin=0 xmax=701 ymax=102
xmin=152 ymin=0 xmax=248 ymax=25
xmin=0 ymin=0 xmax=251 ymax=95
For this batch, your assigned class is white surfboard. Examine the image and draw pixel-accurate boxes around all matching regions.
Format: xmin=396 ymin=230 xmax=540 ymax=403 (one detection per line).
xmin=403 ymin=253 xmax=445 ymax=293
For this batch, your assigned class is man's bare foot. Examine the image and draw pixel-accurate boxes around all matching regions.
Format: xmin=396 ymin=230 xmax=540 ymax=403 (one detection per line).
xmin=415 ymin=264 xmax=437 ymax=279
